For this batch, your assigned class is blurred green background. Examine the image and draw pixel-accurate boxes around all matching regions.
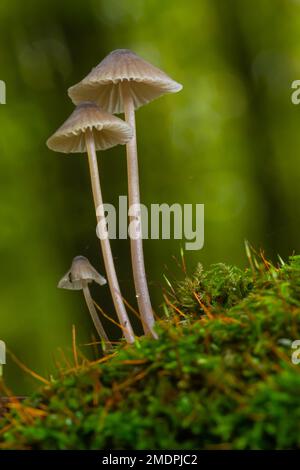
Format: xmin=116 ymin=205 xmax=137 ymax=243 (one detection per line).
xmin=1 ymin=0 xmax=300 ymax=393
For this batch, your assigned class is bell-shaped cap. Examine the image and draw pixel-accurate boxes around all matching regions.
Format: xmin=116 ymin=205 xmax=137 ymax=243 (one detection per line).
xmin=58 ymin=256 xmax=107 ymax=290
xmin=0 ymin=340 xmax=6 ymax=365
xmin=46 ymin=102 xmax=133 ymax=153
xmin=68 ymin=49 xmax=183 ymax=114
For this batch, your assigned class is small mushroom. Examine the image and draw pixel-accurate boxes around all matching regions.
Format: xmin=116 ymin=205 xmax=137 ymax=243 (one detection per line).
xmin=68 ymin=50 xmax=183 ymax=338
xmin=68 ymin=49 xmax=183 ymax=113
xmin=47 ymin=103 xmax=135 ymax=344
xmin=58 ymin=256 xmax=112 ymax=350
xmin=0 ymin=340 xmax=6 ymax=378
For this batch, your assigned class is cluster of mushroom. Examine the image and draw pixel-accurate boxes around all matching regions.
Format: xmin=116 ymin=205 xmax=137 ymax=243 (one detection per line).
xmin=47 ymin=49 xmax=182 ymax=348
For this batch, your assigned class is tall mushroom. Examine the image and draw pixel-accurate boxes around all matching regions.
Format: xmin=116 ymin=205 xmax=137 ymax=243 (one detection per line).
xmin=58 ymin=256 xmax=112 ymax=350
xmin=47 ymin=102 xmax=135 ymax=344
xmin=0 ymin=340 xmax=5 ymax=378
xmin=68 ymin=49 xmax=183 ymax=338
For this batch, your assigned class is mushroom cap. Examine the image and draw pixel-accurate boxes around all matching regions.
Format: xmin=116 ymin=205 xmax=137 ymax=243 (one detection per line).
xmin=68 ymin=49 xmax=183 ymax=114
xmin=58 ymin=256 xmax=107 ymax=290
xmin=0 ymin=340 xmax=6 ymax=365
xmin=46 ymin=102 xmax=133 ymax=153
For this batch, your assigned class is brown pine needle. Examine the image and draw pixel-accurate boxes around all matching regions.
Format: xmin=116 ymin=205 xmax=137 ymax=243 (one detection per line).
xmin=119 ymin=359 xmax=149 ymax=365
xmin=116 ymin=368 xmax=149 ymax=391
xmin=260 ymin=249 xmax=272 ymax=270
xmin=94 ymin=301 xmax=136 ymax=340
xmin=218 ymin=315 xmax=241 ymax=325
xmin=0 ymin=388 xmax=30 ymax=425
xmin=84 ymin=339 xmax=120 ymax=347
xmin=57 ymin=347 xmax=72 ymax=370
xmin=89 ymin=352 xmax=117 ymax=366
xmin=7 ymin=350 xmax=50 ymax=386
xmin=7 ymin=404 xmax=48 ymax=418
xmin=90 ymin=333 xmax=100 ymax=358
xmin=193 ymin=292 xmax=214 ymax=319
xmin=163 ymin=294 xmax=186 ymax=318
xmin=72 ymin=324 xmax=79 ymax=369
xmin=121 ymin=296 xmax=141 ymax=320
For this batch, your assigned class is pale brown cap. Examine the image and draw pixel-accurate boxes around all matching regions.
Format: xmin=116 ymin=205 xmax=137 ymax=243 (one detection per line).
xmin=46 ymin=102 xmax=133 ymax=153
xmin=68 ymin=49 xmax=183 ymax=114
xmin=58 ymin=256 xmax=107 ymax=290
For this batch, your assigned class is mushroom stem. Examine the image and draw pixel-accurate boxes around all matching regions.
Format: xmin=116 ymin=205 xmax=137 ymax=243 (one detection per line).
xmin=0 ymin=341 xmax=5 ymax=378
xmin=85 ymin=130 xmax=135 ymax=344
xmin=122 ymin=84 xmax=157 ymax=339
xmin=82 ymin=284 xmax=112 ymax=351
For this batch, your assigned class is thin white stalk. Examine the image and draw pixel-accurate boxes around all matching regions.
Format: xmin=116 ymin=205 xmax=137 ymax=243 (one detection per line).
xmin=122 ymin=83 xmax=157 ymax=339
xmin=85 ymin=130 xmax=135 ymax=344
xmin=82 ymin=284 xmax=112 ymax=351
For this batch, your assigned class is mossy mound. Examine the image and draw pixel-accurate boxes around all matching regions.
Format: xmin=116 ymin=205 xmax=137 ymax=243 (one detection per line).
xmin=1 ymin=253 xmax=300 ymax=449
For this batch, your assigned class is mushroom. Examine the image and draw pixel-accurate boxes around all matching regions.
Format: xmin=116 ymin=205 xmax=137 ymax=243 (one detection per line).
xmin=47 ymin=102 xmax=135 ymax=344
xmin=68 ymin=49 xmax=183 ymax=338
xmin=0 ymin=340 xmax=5 ymax=378
xmin=58 ymin=256 xmax=112 ymax=349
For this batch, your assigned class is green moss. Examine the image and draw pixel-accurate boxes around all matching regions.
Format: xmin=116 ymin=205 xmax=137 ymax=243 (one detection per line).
xmin=1 ymin=253 xmax=300 ymax=449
